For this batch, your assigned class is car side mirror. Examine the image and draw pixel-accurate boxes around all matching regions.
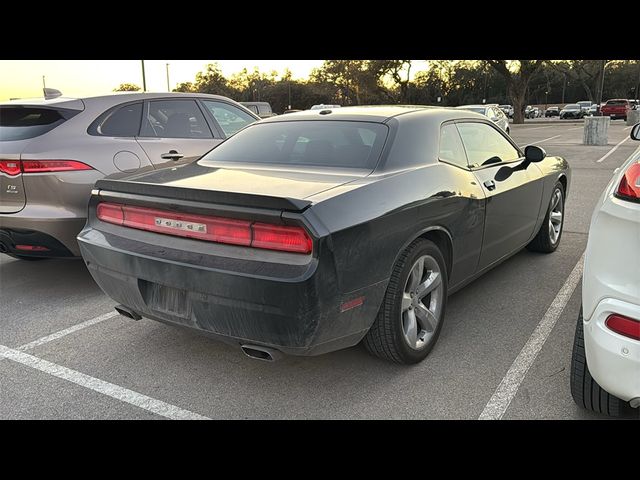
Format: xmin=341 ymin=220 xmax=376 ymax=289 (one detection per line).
xmin=524 ymin=145 xmax=546 ymax=163
xmin=631 ymin=123 xmax=640 ymax=141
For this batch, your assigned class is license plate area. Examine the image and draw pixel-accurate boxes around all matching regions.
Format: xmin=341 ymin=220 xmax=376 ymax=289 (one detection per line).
xmin=139 ymin=279 xmax=191 ymax=318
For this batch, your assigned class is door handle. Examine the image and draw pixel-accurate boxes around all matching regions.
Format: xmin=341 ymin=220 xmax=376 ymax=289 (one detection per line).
xmin=483 ymin=180 xmax=496 ymax=191
xmin=160 ymin=150 xmax=184 ymax=161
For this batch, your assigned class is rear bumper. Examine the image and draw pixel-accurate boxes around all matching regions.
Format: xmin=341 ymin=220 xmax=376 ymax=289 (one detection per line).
xmin=0 ymin=205 xmax=84 ymax=257
xmin=78 ymin=227 xmax=385 ymax=356
xmin=0 ymin=228 xmax=75 ymax=257
xmin=601 ymin=111 xmax=627 ymax=118
xmin=584 ymin=298 xmax=640 ymax=402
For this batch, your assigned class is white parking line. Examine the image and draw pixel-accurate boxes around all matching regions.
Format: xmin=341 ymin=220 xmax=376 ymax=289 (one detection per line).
xmin=522 ymin=135 xmax=562 ymax=147
xmin=567 ymin=126 xmax=584 ymax=131
xmin=18 ymin=311 xmax=118 ymax=351
xmin=624 ymin=126 xmax=632 ymax=131
xmin=478 ymin=252 xmax=584 ymax=420
xmin=519 ymin=125 xmax=556 ymax=131
xmin=596 ymin=136 xmax=631 ymax=163
xmin=0 ymin=344 xmax=210 ymax=420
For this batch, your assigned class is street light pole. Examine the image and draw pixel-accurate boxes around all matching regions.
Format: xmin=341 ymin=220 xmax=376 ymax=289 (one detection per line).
xmin=141 ymin=60 xmax=147 ymax=92
xmin=166 ymin=63 xmax=170 ymax=92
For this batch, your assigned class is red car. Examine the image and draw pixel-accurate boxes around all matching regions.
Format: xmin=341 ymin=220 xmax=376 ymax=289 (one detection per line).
xmin=600 ymin=99 xmax=631 ymax=120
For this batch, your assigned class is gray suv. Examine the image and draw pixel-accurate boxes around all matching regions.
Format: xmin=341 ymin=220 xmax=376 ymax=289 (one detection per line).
xmin=0 ymin=92 xmax=259 ymax=259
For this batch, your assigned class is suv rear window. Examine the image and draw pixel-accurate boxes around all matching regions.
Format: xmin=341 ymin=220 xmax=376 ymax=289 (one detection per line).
xmin=199 ymin=120 xmax=388 ymax=170
xmin=0 ymin=107 xmax=75 ymax=141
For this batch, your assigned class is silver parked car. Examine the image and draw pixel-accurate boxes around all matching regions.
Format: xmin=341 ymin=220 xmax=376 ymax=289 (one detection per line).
xmin=0 ymin=92 xmax=259 ymax=259
xmin=455 ymin=105 xmax=510 ymax=134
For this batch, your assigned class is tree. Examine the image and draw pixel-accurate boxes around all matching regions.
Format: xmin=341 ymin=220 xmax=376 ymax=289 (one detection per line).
xmin=551 ymin=60 xmax=604 ymax=103
xmin=486 ymin=60 xmax=545 ymax=123
xmin=175 ymin=63 xmax=238 ymax=98
xmin=369 ymin=60 xmax=412 ymax=103
xmin=173 ymin=81 xmax=196 ymax=93
xmin=113 ymin=83 xmax=141 ymax=92
xmin=311 ymin=60 xmax=383 ymax=105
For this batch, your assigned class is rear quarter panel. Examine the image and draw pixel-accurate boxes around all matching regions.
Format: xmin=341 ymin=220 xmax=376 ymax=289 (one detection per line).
xmin=308 ymin=163 xmax=486 ymax=302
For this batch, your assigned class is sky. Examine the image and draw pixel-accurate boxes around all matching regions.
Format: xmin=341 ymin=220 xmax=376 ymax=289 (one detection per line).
xmin=0 ymin=60 xmax=325 ymax=100
xmin=0 ymin=60 xmax=428 ymax=101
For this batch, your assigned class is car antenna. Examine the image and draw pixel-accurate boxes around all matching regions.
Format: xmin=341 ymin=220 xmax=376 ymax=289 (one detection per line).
xmin=43 ymin=88 xmax=62 ymax=100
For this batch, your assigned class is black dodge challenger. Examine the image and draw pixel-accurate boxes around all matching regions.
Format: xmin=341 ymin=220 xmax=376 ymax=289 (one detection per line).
xmin=78 ymin=106 xmax=570 ymax=364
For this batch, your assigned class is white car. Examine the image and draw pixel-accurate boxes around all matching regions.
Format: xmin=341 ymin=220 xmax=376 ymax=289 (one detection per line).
xmin=571 ymin=123 xmax=640 ymax=418
xmin=309 ymin=104 xmax=341 ymax=110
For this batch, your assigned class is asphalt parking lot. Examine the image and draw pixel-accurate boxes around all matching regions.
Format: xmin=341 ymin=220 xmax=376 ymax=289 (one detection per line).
xmin=1 ymin=120 xmax=638 ymax=419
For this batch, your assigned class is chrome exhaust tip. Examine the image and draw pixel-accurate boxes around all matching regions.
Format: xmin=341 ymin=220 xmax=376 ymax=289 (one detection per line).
xmin=115 ymin=305 xmax=142 ymax=321
xmin=241 ymin=344 xmax=283 ymax=362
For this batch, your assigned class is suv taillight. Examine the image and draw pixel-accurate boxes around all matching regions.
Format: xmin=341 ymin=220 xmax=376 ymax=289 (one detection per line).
xmin=0 ymin=160 xmax=21 ymax=176
xmin=615 ymin=163 xmax=640 ymax=203
xmin=0 ymin=159 xmax=92 ymax=175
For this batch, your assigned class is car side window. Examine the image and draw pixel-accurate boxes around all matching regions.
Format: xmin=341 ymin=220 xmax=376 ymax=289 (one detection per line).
xmin=89 ymin=102 xmax=142 ymax=137
xmin=457 ymin=122 xmax=521 ymax=168
xmin=140 ymin=100 xmax=213 ymax=139
xmin=201 ymin=100 xmax=257 ymax=137
xmin=438 ymin=123 xmax=468 ymax=169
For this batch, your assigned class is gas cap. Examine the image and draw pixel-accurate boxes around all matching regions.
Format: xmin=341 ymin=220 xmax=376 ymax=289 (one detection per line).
xmin=113 ymin=151 xmax=141 ymax=172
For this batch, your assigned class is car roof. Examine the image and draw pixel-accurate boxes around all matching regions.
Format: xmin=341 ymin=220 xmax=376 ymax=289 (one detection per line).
xmin=258 ymin=105 xmax=487 ymax=124
xmin=1 ymin=92 xmax=237 ymax=108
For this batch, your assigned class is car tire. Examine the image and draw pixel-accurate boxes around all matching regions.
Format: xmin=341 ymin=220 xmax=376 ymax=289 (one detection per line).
xmin=363 ymin=238 xmax=448 ymax=364
xmin=526 ymin=181 xmax=565 ymax=253
xmin=570 ymin=308 xmax=638 ymax=418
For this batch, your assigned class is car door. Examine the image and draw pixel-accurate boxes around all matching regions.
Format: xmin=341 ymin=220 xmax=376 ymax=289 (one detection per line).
xmin=135 ymin=98 xmax=222 ymax=169
xmin=456 ymin=121 xmax=544 ymax=270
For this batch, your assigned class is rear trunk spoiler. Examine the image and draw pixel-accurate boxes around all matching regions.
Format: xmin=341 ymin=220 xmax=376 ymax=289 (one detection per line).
xmin=95 ymin=178 xmax=312 ymax=212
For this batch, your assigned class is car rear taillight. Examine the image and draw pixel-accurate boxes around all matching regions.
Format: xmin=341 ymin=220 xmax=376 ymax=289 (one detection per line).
xmin=606 ymin=314 xmax=640 ymax=341
xmin=0 ymin=159 xmax=92 ymax=175
xmin=615 ymin=163 xmax=640 ymax=202
xmin=252 ymin=222 xmax=313 ymax=254
xmin=96 ymin=202 xmax=312 ymax=254
xmin=21 ymin=160 xmax=93 ymax=173
xmin=96 ymin=203 xmax=125 ymax=224
xmin=0 ymin=160 xmax=21 ymax=176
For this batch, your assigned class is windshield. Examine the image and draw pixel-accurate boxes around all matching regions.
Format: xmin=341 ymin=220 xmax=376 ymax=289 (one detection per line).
xmin=199 ymin=120 xmax=388 ymax=170
xmin=564 ymin=105 xmax=580 ymax=110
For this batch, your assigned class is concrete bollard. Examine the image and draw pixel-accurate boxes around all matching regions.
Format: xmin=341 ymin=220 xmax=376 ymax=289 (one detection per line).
xmin=626 ymin=109 xmax=640 ymax=126
xmin=583 ymin=116 xmax=610 ymax=146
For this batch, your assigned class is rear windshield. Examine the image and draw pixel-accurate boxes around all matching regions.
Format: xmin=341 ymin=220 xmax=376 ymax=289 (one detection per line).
xmin=0 ymin=107 xmax=73 ymax=141
xmin=606 ymin=100 xmax=627 ymax=105
xmin=564 ymin=104 xmax=580 ymax=109
xmin=199 ymin=120 xmax=388 ymax=170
